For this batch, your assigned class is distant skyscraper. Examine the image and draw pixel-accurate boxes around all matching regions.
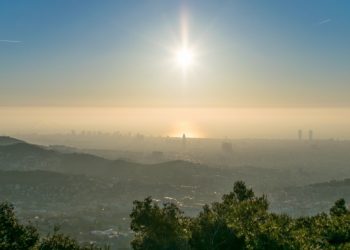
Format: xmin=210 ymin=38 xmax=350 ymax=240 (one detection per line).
xmin=308 ymin=130 xmax=313 ymax=141
xmin=298 ymin=129 xmax=303 ymax=140
xmin=182 ymin=133 xmax=186 ymax=148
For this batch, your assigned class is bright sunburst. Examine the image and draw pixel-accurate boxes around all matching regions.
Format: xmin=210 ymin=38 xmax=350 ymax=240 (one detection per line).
xmin=175 ymin=47 xmax=194 ymax=69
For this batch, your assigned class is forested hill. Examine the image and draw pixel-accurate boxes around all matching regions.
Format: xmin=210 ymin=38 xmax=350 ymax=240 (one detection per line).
xmin=0 ymin=136 xmax=25 ymax=146
xmin=0 ymin=136 xmax=345 ymax=191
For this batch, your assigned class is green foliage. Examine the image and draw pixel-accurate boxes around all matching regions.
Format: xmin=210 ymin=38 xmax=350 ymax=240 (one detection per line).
xmin=0 ymin=202 xmax=107 ymax=250
xmin=130 ymin=181 xmax=350 ymax=250
xmin=38 ymin=232 xmax=82 ymax=250
xmin=189 ymin=205 xmax=245 ymax=250
xmin=2 ymin=181 xmax=350 ymax=250
xmin=223 ymin=181 xmax=255 ymax=203
xmin=330 ymin=199 xmax=349 ymax=217
xmin=0 ymin=202 xmax=39 ymax=250
xmin=322 ymin=214 xmax=350 ymax=247
xmin=252 ymin=214 xmax=298 ymax=250
xmin=130 ymin=197 xmax=190 ymax=250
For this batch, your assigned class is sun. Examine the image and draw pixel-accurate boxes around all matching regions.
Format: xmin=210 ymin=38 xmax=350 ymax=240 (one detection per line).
xmin=168 ymin=121 xmax=204 ymax=138
xmin=175 ymin=47 xmax=194 ymax=69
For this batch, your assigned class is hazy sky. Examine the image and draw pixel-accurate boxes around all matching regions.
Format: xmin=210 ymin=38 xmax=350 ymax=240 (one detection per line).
xmin=2 ymin=107 xmax=350 ymax=139
xmin=1 ymin=1 xmax=350 ymax=137
xmin=1 ymin=0 xmax=350 ymax=107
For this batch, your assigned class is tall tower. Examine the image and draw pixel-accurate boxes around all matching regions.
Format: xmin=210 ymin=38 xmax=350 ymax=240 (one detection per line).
xmin=308 ymin=130 xmax=313 ymax=141
xmin=182 ymin=133 xmax=186 ymax=149
xmin=298 ymin=129 xmax=303 ymax=140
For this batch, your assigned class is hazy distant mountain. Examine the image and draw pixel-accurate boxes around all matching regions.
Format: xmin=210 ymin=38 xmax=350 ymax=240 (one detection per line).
xmin=48 ymin=144 xmax=78 ymax=154
xmin=0 ymin=136 xmax=25 ymax=146
xmin=0 ymin=142 xmax=59 ymax=171
xmin=0 ymin=138 xmax=216 ymax=183
xmin=0 ymin=137 xmax=339 ymax=191
xmin=0 ymin=140 xmax=112 ymax=172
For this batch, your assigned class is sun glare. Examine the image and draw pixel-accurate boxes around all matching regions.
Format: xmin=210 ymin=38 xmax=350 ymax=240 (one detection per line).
xmin=169 ymin=121 xmax=203 ymax=138
xmin=175 ymin=47 xmax=194 ymax=69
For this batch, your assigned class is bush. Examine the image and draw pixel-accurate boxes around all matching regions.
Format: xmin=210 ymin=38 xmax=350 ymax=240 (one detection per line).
xmin=130 ymin=181 xmax=350 ymax=250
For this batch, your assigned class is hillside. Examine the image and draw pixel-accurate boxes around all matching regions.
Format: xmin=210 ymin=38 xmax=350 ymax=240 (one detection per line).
xmin=0 ymin=138 xmax=337 ymax=190
xmin=2 ymin=137 xmax=350 ymax=249
xmin=0 ymin=136 xmax=25 ymax=146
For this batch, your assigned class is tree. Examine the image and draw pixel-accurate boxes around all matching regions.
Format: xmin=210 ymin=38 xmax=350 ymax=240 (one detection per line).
xmin=130 ymin=182 xmax=270 ymax=250
xmin=330 ymin=199 xmax=348 ymax=217
xmin=0 ymin=202 xmax=106 ymax=250
xmin=130 ymin=197 xmax=190 ymax=250
xmin=38 ymin=226 xmax=88 ymax=250
xmin=189 ymin=205 xmax=245 ymax=250
xmin=317 ymin=214 xmax=350 ymax=248
xmin=129 ymin=181 xmax=350 ymax=249
xmin=0 ymin=202 xmax=39 ymax=250
xmin=253 ymin=214 xmax=297 ymax=250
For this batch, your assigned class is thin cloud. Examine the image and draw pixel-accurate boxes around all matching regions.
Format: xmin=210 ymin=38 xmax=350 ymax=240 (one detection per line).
xmin=319 ymin=19 xmax=331 ymax=25
xmin=0 ymin=39 xmax=22 ymax=43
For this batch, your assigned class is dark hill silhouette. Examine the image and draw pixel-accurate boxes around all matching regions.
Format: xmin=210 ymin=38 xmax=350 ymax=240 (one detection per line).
xmin=0 ymin=136 xmax=25 ymax=146
xmin=0 ymin=142 xmax=55 ymax=155
xmin=59 ymin=152 xmax=111 ymax=175
xmin=0 ymin=142 xmax=59 ymax=171
xmin=0 ymin=138 xmax=236 ymax=191
xmin=0 ymin=136 xmax=317 ymax=191
xmin=0 ymin=139 xmax=212 ymax=179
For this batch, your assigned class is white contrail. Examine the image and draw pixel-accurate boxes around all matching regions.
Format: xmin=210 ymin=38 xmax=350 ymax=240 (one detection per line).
xmin=319 ymin=19 xmax=331 ymax=25
xmin=0 ymin=39 xmax=22 ymax=43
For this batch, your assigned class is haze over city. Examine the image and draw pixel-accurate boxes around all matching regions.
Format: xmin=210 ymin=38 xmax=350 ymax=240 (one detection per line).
xmin=2 ymin=107 xmax=350 ymax=139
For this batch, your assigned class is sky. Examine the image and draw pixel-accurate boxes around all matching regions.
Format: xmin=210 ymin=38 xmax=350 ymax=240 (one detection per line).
xmin=1 ymin=1 xmax=350 ymax=137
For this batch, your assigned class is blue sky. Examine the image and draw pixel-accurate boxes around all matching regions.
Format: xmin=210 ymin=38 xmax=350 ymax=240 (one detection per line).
xmin=1 ymin=0 xmax=350 ymax=107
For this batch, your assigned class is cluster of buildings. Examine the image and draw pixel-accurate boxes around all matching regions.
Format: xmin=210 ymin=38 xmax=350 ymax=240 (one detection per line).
xmin=298 ymin=129 xmax=314 ymax=141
